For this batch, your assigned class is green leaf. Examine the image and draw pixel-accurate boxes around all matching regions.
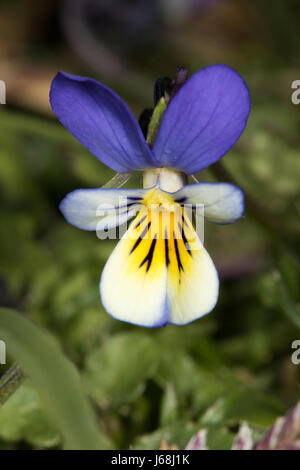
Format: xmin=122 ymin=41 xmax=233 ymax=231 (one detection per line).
xmin=159 ymin=383 xmax=178 ymax=427
xmin=200 ymin=389 xmax=284 ymax=428
xmin=155 ymin=349 xmax=229 ymax=411
xmin=84 ymin=332 xmax=159 ymax=406
xmin=205 ymin=425 xmax=234 ymax=450
xmin=0 ymin=381 xmax=60 ymax=448
xmin=273 ymin=270 xmax=300 ymax=329
xmin=133 ymin=421 xmax=198 ymax=450
xmin=0 ymin=308 xmax=112 ymax=449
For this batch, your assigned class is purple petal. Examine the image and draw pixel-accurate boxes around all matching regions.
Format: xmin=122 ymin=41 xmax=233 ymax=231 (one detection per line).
xmin=255 ymin=402 xmax=300 ymax=450
xmin=153 ymin=65 xmax=250 ymax=174
xmin=254 ymin=418 xmax=284 ymax=450
xmin=276 ymin=402 xmax=300 ymax=448
xmin=50 ymin=72 xmax=159 ymax=172
xmin=232 ymin=422 xmax=253 ymax=450
xmin=185 ymin=430 xmax=207 ymax=450
xmin=279 ymin=442 xmax=300 ymax=450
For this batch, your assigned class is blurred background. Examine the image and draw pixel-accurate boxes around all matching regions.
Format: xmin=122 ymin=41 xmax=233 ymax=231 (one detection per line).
xmin=0 ymin=0 xmax=299 ymax=450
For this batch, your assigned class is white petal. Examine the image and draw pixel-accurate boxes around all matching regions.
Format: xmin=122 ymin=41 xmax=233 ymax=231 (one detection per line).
xmin=59 ymin=188 xmax=147 ymax=231
xmin=174 ymin=182 xmax=244 ymax=224
xmin=232 ymin=422 xmax=253 ymax=450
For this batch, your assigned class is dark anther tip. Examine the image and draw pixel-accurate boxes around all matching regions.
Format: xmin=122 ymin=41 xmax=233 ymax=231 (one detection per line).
xmin=174 ymin=67 xmax=189 ymax=86
xmin=171 ymin=67 xmax=189 ymax=100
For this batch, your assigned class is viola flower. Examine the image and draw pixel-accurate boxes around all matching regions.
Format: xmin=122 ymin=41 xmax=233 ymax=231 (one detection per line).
xmin=50 ymin=64 xmax=250 ymax=327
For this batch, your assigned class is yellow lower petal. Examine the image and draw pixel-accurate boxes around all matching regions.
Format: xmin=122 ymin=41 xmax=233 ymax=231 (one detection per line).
xmin=100 ymin=189 xmax=219 ymax=326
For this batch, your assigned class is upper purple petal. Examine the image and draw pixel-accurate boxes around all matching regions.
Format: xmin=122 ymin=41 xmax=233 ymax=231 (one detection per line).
xmin=50 ymin=72 xmax=159 ymax=172
xmin=152 ymin=64 xmax=250 ymax=174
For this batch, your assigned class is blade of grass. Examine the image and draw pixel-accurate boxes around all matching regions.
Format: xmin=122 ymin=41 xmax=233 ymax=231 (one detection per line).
xmin=0 ymin=108 xmax=78 ymax=145
xmin=0 ymin=308 xmax=112 ymax=449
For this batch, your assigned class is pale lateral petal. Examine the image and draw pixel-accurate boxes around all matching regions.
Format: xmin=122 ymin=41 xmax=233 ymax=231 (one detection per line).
xmin=96 ymin=208 xmax=138 ymax=233
xmin=59 ymin=187 xmax=147 ymax=231
xmin=174 ymin=182 xmax=244 ymax=224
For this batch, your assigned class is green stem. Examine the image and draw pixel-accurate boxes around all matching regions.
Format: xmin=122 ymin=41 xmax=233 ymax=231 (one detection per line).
xmin=146 ymin=97 xmax=167 ymax=147
xmin=0 ymin=363 xmax=24 ymax=406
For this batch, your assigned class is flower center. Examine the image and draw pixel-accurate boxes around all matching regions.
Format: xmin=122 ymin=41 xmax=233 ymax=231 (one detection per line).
xmin=143 ymin=167 xmax=187 ymax=193
xmin=142 ymin=188 xmax=177 ymax=211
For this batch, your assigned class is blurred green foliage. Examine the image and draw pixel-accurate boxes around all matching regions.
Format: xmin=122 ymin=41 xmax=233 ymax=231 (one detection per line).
xmin=0 ymin=308 xmax=111 ymax=449
xmin=0 ymin=0 xmax=299 ymax=451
